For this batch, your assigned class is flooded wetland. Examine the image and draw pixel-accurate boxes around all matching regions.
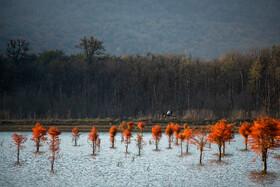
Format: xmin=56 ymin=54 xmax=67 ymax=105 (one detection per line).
xmin=0 ymin=132 xmax=279 ymax=187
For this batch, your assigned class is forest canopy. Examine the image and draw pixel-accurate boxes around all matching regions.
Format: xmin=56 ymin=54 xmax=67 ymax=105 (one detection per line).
xmin=0 ymin=38 xmax=279 ymax=120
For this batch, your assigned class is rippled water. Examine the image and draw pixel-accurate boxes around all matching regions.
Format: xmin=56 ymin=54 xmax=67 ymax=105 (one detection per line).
xmin=0 ymin=132 xmax=279 ymax=187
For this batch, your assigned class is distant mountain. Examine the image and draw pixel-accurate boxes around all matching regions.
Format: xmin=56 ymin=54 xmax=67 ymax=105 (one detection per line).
xmin=0 ymin=0 xmax=279 ymax=59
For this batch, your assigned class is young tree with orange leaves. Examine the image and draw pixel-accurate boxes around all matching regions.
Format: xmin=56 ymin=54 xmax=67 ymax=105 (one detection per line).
xmin=109 ymin=125 xmax=118 ymax=148
xmin=12 ymin=133 xmax=27 ymax=164
xmin=184 ymin=127 xmax=192 ymax=153
xmin=136 ymin=133 xmax=144 ymax=156
xmin=31 ymin=123 xmax=47 ymax=152
xmin=127 ymin=121 xmax=135 ymax=131
xmin=165 ymin=124 xmax=174 ymax=149
xmin=191 ymin=130 xmax=208 ymax=165
xmin=72 ymin=127 xmax=80 ymax=146
xmin=48 ymin=126 xmax=61 ymax=172
xmin=239 ymin=122 xmax=252 ymax=150
xmin=138 ymin=122 xmax=146 ymax=134
xmin=207 ymin=120 xmax=234 ymax=161
xmin=88 ymin=126 xmax=99 ymax=155
xmin=119 ymin=121 xmax=127 ymax=142
xmin=248 ymin=117 xmax=280 ymax=172
xmin=123 ymin=129 xmax=132 ymax=153
xmin=173 ymin=124 xmax=181 ymax=145
xmin=152 ymin=125 xmax=162 ymax=150
xmin=178 ymin=132 xmax=186 ymax=156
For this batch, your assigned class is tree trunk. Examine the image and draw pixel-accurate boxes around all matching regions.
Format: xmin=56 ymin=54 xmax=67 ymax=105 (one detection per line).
xmin=17 ymin=148 xmax=20 ymax=163
xmin=74 ymin=138 xmax=77 ymax=146
xmin=51 ymin=152 xmax=55 ymax=172
xmin=112 ymin=138 xmax=114 ymax=148
xmin=180 ymin=141 xmax=183 ymax=156
xmin=186 ymin=141 xmax=189 ymax=153
xmin=92 ymin=143 xmax=95 ymax=155
xmin=222 ymin=143 xmax=225 ymax=155
xmin=262 ymin=150 xmax=267 ymax=173
xmin=36 ymin=140 xmax=40 ymax=152
xmin=245 ymin=138 xmax=248 ymax=150
xmin=168 ymin=136 xmax=171 ymax=148
xmin=125 ymin=143 xmax=128 ymax=153
xmin=218 ymin=144 xmax=222 ymax=161
xmin=156 ymin=140 xmax=158 ymax=150
xmin=138 ymin=145 xmax=141 ymax=156
xmin=199 ymin=147 xmax=203 ymax=165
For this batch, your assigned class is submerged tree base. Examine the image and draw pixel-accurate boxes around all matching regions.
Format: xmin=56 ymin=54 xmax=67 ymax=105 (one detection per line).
xmin=249 ymin=171 xmax=279 ymax=185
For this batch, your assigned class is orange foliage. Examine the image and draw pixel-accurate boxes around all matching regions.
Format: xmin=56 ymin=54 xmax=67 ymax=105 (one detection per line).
xmin=190 ymin=130 xmax=208 ymax=164
xmin=248 ymin=117 xmax=280 ymax=172
xmin=152 ymin=125 xmax=162 ymax=150
xmin=118 ymin=121 xmax=127 ymax=132
xmin=207 ymin=120 xmax=234 ymax=161
xmin=178 ymin=132 xmax=186 ymax=156
xmin=184 ymin=127 xmax=193 ymax=153
xmin=72 ymin=127 xmax=80 ymax=146
xmin=123 ymin=129 xmax=132 ymax=153
xmin=165 ymin=124 xmax=174 ymax=148
xmin=136 ymin=133 xmax=144 ymax=155
xmin=173 ymin=124 xmax=181 ymax=136
xmin=238 ymin=122 xmax=252 ymax=150
xmin=127 ymin=121 xmax=135 ymax=131
xmin=183 ymin=123 xmax=188 ymax=129
xmin=173 ymin=124 xmax=181 ymax=145
xmin=123 ymin=129 xmax=132 ymax=141
xmin=109 ymin=125 xmax=118 ymax=148
xmin=12 ymin=133 xmax=27 ymax=163
xmin=178 ymin=132 xmax=186 ymax=142
xmin=31 ymin=123 xmax=47 ymax=152
xmin=48 ymin=126 xmax=61 ymax=172
xmin=138 ymin=122 xmax=146 ymax=132
xmin=88 ymin=126 xmax=99 ymax=155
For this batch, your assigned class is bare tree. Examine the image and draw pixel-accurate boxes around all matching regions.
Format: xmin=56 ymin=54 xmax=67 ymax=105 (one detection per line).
xmin=75 ymin=36 xmax=105 ymax=63
xmin=6 ymin=39 xmax=30 ymax=64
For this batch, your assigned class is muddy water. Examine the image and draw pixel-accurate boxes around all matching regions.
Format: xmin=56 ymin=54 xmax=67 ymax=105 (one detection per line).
xmin=0 ymin=132 xmax=279 ymax=186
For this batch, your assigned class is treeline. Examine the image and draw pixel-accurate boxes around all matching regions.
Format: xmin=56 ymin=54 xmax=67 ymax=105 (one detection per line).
xmin=0 ymin=39 xmax=279 ymax=119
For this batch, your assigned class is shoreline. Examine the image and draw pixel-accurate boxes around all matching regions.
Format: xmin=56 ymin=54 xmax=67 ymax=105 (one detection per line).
xmin=0 ymin=118 xmax=247 ymax=132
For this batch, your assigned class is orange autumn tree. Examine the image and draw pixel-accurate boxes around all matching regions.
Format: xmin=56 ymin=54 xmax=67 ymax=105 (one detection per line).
xmin=239 ymin=122 xmax=252 ymax=150
xmin=12 ymin=133 xmax=27 ymax=164
xmin=165 ymin=124 xmax=174 ymax=149
xmin=109 ymin=125 xmax=118 ymax=148
xmin=48 ymin=126 xmax=61 ymax=172
xmin=123 ymin=129 xmax=132 ymax=153
xmin=138 ymin=122 xmax=146 ymax=134
xmin=31 ymin=123 xmax=47 ymax=152
xmin=184 ymin=127 xmax=193 ymax=153
xmin=119 ymin=121 xmax=127 ymax=142
xmin=178 ymin=132 xmax=186 ymax=156
xmin=136 ymin=133 xmax=144 ymax=156
xmin=88 ymin=126 xmax=99 ymax=155
xmin=248 ymin=117 xmax=280 ymax=172
xmin=190 ymin=130 xmax=208 ymax=165
xmin=127 ymin=121 xmax=135 ymax=131
xmin=208 ymin=120 xmax=234 ymax=161
xmin=72 ymin=127 xmax=80 ymax=146
xmin=173 ymin=124 xmax=181 ymax=145
xmin=152 ymin=125 xmax=162 ymax=150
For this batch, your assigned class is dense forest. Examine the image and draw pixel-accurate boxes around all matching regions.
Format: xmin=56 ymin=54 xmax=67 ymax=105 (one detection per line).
xmin=0 ymin=38 xmax=279 ymax=120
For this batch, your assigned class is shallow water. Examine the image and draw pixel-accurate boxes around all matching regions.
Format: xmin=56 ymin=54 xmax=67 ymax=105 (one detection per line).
xmin=0 ymin=132 xmax=279 ymax=187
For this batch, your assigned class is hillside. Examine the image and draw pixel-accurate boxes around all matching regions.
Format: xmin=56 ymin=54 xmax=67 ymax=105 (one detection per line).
xmin=0 ymin=0 xmax=280 ymax=58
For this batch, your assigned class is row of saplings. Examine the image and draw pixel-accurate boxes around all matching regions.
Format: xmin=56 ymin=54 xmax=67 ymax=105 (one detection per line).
xmin=11 ymin=116 xmax=280 ymax=173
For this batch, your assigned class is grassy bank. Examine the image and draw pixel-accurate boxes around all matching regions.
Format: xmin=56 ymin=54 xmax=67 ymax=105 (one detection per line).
xmin=0 ymin=118 xmax=247 ymax=132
